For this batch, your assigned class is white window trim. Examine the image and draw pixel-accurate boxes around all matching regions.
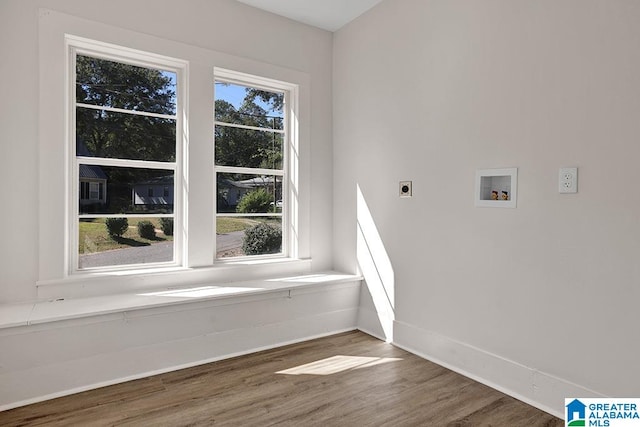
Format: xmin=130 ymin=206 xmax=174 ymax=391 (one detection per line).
xmin=66 ymin=35 xmax=188 ymax=275
xmin=38 ymin=9 xmax=311 ymax=299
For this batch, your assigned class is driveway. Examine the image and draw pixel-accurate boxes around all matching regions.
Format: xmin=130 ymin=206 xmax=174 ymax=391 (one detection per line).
xmin=217 ymin=231 xmax=244 ymax=252
xmin=78 ymin=231 xmax=244 ymax=268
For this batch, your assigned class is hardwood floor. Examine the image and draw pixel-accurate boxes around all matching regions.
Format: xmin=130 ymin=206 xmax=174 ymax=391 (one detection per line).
xmin=0 ymin=331 xmax=563 ymax=426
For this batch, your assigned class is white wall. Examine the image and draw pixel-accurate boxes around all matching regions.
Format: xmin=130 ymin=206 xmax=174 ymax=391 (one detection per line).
xmin=0 ymin=1 xmax=353 ymax=409
xmin=334 ymin=0 xmax=640 ymax=416
xmin=0 ymin=0 xmax=334 ymax=304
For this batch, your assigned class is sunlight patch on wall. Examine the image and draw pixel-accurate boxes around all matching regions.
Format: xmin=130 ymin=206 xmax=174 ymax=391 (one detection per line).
xmin=276 ymin=355 xmax=402 ymax=376
xmin=357 ymin=184 xmax=395 ymax=342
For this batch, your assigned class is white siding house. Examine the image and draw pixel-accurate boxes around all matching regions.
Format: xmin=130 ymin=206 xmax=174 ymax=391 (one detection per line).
xmin=132 ymin=175 xmax=174 ymax=208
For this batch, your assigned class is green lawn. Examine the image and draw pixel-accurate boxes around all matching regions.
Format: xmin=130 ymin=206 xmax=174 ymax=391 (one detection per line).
xmin=216 ymin=217 xmax=281 ymax=234
xmin=79 ymin=218 xmax=171 ymax=254
xmin=216 ymin=217 xmax=259 ymax=234
xmin=79 ymin=217 xmax=280 ymax=254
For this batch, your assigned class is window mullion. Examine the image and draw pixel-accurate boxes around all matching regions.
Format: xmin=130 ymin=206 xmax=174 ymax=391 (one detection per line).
xmin=215 ymin=165 xmax=284 ymax=176
xmin=214 ymin=121 xmax=285 ymax=134
xmin=79 ymin=213 xmax=175 ymax=219
xmin=77 ymin=103 xmax=177 ymax=121
xmin=77 ymin=156 xmax=177 ymax=171
xmin=217 ymin=213 xmax=283 ymax=218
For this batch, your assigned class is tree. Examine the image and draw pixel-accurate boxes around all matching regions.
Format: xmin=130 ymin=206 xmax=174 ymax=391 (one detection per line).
xmin=215 ymin=96 xmax=283 ymax=170
xmin=245 ymin=88 xmax=284 ymax=116
xmin=75 ymin=55 xmax=177 ymax=214
xmin=236 ymin=188 xmax=273 ymax=213
xmin=76 ymin=55 xmax=176 ymax=163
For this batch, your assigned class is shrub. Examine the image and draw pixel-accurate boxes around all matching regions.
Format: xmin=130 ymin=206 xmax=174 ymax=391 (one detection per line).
xmin=159 ymin=217 xmax=174 ymax=236
xmin=105 ymin=217 xmax=128 ymax=238
xmin=236 ymin=188 xmax=273 ymax=213
xmin=137 ymin=220 xmax=156 ymax=240
xmin=242 ymin=222 xmax=282 ymax=255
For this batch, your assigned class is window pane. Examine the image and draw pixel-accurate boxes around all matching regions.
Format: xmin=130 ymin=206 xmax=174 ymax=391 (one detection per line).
xmin=89 ymin=182 xmax=99 ymax=200
xmin=79 ymin=166 xmax=174 ymax=215
xmin=78 ymin=216 xmax=174 ymax=269
xmin=217 ymin=173 xmax=282 ymax=214
xmin=76 ymin=108 xmax=176 ymax=162
xmin=76 ymin=55 xmax=177 ymax=115
xmin=215 ymin=125 xmax=283 ymax=169
xmin=215 ymin=82 xmax=283 ymax=131
xmin=216 ymin=217 xmax=282 ymax=259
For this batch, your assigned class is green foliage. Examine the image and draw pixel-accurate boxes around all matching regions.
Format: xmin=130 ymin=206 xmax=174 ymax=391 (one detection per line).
xmin=159 ymin=217 xmax=174 ymax=236
xmin=137 ymin=220 xmax=156 ymax=239
xmin=242 ymin=222 xmax=282 ymax=255
xmin=236 ymin=189 xmax=273 ymax=213
xmin=105 ymin=217 xmax=128 ymax=238
xmin=76 ymin=55 xmax=176 ymax=163
xmin=214 ymin=98 xmax=283 ymax=170
xmin=244 ymin=88 xmax=284 ymax=113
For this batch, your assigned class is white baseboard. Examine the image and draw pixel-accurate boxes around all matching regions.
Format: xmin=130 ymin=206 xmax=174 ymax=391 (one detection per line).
xmin=392 ymin=320 xmax=605 ymax=420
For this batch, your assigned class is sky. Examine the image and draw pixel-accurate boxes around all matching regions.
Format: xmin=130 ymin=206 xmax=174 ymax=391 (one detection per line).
xmin=215 ymin=82 xmax=246 ymax=109
xmin=215 ymin=82 xmax=283 ymax=118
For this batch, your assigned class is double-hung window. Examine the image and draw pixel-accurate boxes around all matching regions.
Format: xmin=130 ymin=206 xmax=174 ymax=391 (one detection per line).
xmin=214 ymin=70 xmax=293 ymax=259
xmin=70 ymin=38 xmax=185 ymax=272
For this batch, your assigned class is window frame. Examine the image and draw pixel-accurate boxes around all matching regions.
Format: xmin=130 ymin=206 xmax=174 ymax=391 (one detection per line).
xmin=39 ymin=10 xmax=310 ymax=296
xmin=67 ymin=36 xmax=187 ymax=274
xmin=214 ymin=69 xmax=296 ymax=261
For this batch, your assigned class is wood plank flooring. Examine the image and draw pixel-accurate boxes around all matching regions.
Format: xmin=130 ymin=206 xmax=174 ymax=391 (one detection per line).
xmin=0 ymin=331 xmax=563 ymax=426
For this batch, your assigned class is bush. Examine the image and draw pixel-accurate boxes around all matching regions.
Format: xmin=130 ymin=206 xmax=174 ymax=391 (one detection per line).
xmin=159 ymin=217 xmax=174 ymax=236
xmin=137 ymin=220 xmax=156 ymax=239
xmin=242 ymin=222 xmax=282 ymax=255
xmin=236 ymin=188 xmax=273 ymax=213
xmin=105 ymin=217 xmax=128 ymax=238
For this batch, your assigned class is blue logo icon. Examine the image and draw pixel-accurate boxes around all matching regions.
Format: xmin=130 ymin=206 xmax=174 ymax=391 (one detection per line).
xmin=566 ymin=399 xmax=586 ymax=426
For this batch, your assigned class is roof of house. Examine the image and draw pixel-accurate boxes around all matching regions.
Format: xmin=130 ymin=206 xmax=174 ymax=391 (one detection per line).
xmin=134 ymin=175 xmax=174 ymax=186
xmin=79 ymin=164 xmax=107 ymax=180
xmin=76 ymin=140 xmax=108 ymax=180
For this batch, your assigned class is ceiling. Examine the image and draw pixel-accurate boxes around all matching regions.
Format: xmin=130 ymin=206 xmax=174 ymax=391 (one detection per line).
xmin=235 ymin=0 xmax=384 ymax=32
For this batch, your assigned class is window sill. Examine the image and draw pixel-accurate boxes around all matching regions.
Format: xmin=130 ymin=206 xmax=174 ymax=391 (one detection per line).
xmin=36 ymin=258 xmax=313 ymax=300
xmin=1 ymin=271 xmax=362 ymax=330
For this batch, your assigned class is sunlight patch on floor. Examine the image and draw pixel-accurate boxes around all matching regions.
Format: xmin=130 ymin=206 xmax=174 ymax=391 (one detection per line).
xmin=276 ymin=355 xmax=402 ymax=376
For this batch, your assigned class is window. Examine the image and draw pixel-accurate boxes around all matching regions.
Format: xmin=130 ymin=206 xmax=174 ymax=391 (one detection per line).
xmin=41 ymin=21 xmax=308 ymax=285
xmin=70 ymin=39 xmax=184 ymax=272
xmin=89 ymin=182 xmax=100 ymax=200
xmin=214 ymin=71 xmax=292 ymax=259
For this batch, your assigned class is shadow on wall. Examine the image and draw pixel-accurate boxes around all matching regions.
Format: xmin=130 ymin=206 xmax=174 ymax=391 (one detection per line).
xmin=357 ymin=184 xmax=395 ymax=342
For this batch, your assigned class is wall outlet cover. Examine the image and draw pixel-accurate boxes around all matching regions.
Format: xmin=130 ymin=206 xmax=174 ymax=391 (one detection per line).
xmin=399 ymin=181 xmax=412 ymax=197
xmin=559 ymin=167 xmax=578 ymax=193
